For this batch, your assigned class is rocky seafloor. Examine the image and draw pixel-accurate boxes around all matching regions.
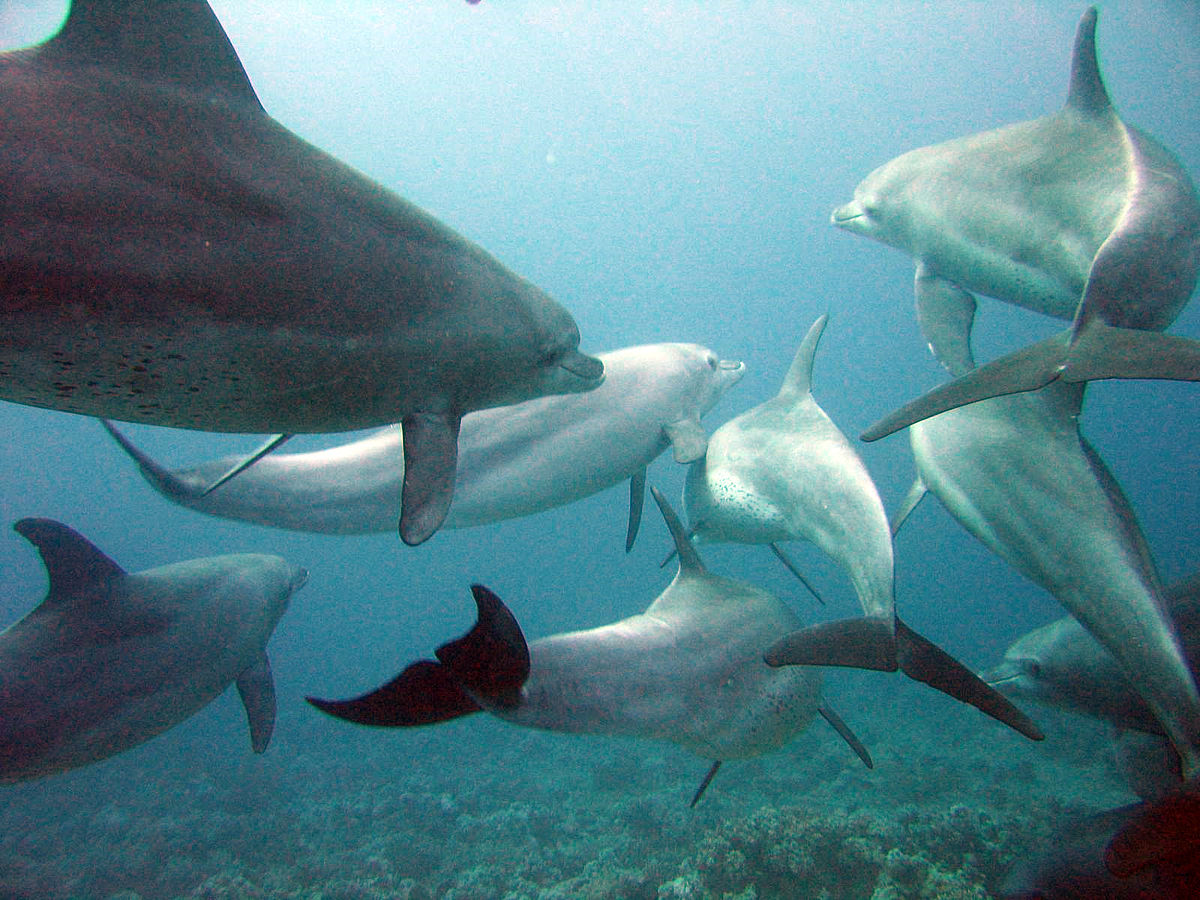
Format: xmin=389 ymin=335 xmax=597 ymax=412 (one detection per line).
xmin=0 ymin=674 xmax=1135 ymax=900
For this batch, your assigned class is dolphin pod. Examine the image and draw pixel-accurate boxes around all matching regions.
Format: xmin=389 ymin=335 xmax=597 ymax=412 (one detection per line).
xmin=843 ymin=7 xmax=1200 ymax=442
xmin=307 ymin=488 xmax=873 ymax=806
xmin=0 ymin=518 xmax=306 ymax=782
xmin=0 ymin=0 xmax=603 ymax=545
xmin=681 ymin=316 xmax=1041 ymax=741
xmin=102 ymin=344 xmax=745 ymax=549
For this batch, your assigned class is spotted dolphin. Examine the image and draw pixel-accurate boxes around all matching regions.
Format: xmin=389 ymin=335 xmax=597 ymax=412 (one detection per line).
xmin=841 ymin=8 xmax=1200 ymax=441
xmin=103 ymin=344 xmax=744 ymax=549
xmin=680 ymin=316 xmax=1041 ymax=740
xmin=0 ymin=518 xmax=306 ymax=782
xmin=307 ymin=488 xmax=872 ymax=805
xmin=0 ymin=0 xmax=603 ymax=545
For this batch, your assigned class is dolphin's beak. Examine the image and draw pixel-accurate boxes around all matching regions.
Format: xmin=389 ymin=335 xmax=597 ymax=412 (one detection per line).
xmin=981 ymin=660 xmax=1020 ymax=687
xmin=556 ymin=348 xmax=605 ymax=388
xmin=830 ymin=202 xmax=865 ymax=226
xmin=292 ymin=567 xmax=310 ymax=592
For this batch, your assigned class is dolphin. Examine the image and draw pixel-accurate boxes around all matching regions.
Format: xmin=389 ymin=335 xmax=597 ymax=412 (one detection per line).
xmin=984 ymin=573 xmax=1200 ymax=739
xmin=102 ymin=344 xmax=745 ymax=549
xmin=837 ymin=7 xmax=1200 ymax=442
xmin=681 ymin=316 xmax=1040 ymax=740
xmin=0 ymin=518 xmax=306 ymax=782
xmin=307 ymin=488 xmax=873 ymax=806
xmin=889 ymin=300 xmax=1200 ymax=784
xmin=0 ymin=0 xmax=604 ymax=545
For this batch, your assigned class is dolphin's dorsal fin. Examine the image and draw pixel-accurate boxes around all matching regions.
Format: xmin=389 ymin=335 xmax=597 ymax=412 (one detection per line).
xmin=778 ymin=315 xmax=829 ymax=401
xmin=1065 ymin=7 xmax=1112 ymax=117
xmin=650 ymin=486 xmax=706 ymax=577
xmin=40 ymin=0 xmax=263 ymax=110
xmin=14 ymin=517 xmax=125 ymax=602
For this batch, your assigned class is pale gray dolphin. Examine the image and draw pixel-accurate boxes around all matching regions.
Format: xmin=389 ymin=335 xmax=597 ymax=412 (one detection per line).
xmin=682 ymin=316 xmax=1040 ymax=739
xmin=889 ymin=302 xmax=1200 ymax=783
xmin=103 ymin=344 xmax=745 ymax=549
xmin=984 ymin=573 xmax=1199 ymax=739
xmin=0 ymin=518 xmax=306 ymax=782
xmin=0 ymin=0 xmax=603 ymax=545
xmin=841 ymin=8 xmax=1200 ymax=441
xmin=307 ymin=488 xmax=873 ymax=806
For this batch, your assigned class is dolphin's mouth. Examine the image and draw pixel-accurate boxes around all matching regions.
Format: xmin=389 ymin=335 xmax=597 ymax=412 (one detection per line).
xmin=830 ymin=205 xmax=865 ymax=225
xmin=719 ymin=359 xmax=744 ymax=372
xmin=557 ymin=348 xmax=605 ymax=386
xmin=293 ymin=568 xmax=310 ymax=591
xmin=980 ymin=664 xmax=1018 ymax=687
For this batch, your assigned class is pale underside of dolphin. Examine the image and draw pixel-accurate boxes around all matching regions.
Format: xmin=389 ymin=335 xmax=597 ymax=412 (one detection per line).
xmin=0 ymin=517 xmax=306 ymax=782
xmin=307 ymin=488 xmax=873 ymax=806
xmin=678 ymin=316 xmax=1040 ymax=739
xmin=0 ymin=0 xmax=603 ymax=545
xmin=889 ymin=297 xmax=1200 ymax=783
xmin=839 ymin=7 xmax=1200 ymax=442
xmin=102 ymin=344 xmax=745 ymax=550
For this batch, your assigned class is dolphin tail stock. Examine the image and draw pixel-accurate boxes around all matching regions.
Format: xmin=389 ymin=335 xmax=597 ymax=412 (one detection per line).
xmin=764 ymin=616 xmax=1043 ymax=741
xmin=102 ymin=420 xmax=204 ymax=500
xmin=817 ymin=702 xmax=873 ymax=769
xmin=306 ymin=584 xmax=530 ymax=726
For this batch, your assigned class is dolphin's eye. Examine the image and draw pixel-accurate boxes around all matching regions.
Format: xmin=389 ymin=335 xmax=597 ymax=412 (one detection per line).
xmin=706 ymin=354 xmax=718 ymax=370
xmin=1025 ymin=660 xmax=1041 ymax=679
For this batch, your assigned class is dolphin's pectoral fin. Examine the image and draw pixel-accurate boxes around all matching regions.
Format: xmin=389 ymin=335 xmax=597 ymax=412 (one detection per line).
xmin=626 ymin=468 xmax=647 ymax=553
xmin=1061 ymin=319 xmax=1200 ymax=383
xmin=1105 ymin=787 xmax=1200 ymax=879
xmin=894 ymin=618 xmax=1044 ymax=741
xmin=689 ymin=760 xmax=722 ymax=808
xmin=201 ymin=434 xmax=293 ymax=496
xmin=663 ymin=417 xmax=708 ymax=464
xmin=889 ymin=478 xmax=928 ymax=537
xmin=399 ymin=412 xmax=461 ymax=546
xmin=764 ymin=617 xmax=899 ymax=672
xmin=236 ymin=652 xmax=277 ymax=754
xmin=914 ymin=267 xmax=977 ymax=378
xmin=14 ymin=518 xmax=125 ymax=603
xmin=817 ymin=703 xmax=872 ymax=769
xmin=860 ymin=331 xmax=1071 ymax=441
xmin=767 ymin=544 xmax=825 ymax=606
xmin=435 ymin=585 xmax=530 ymax=708
xmin=307 ymin=659 xmax=481 ymax=727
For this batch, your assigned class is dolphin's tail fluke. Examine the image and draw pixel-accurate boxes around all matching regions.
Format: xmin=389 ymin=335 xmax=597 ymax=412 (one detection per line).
xmin=764 ymin=615 xmax=1043 ymax=741
xmin=861 ymin=321 xmax=1200 ymax=442
xmin=306 ymin=584 xmax=529 ymax=726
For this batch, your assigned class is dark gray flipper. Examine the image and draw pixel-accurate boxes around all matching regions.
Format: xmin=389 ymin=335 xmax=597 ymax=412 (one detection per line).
xmin=236 ymin=652 xmax=277 ymax=753
xmin=399 ymin=412 xmax=461 ymax=546
xmin=14 ymin=517 xmax=124 ymax=602
xmin=201 ymin=433 xmax=292 ymax=496
xmin=102 ymin=420 xmax=201 ymax=499
xmin=626 ymin=468 xmax=647 ymax=553
xmin=914 ymin=267 xmax=977 ymax=377
xmin=817 ymin=703 xmax=873 ymax=769
xmin=664 ymin=417 xmax=708 ymax=463
xmin=889 ymin=479 xmax=929 ymax=537
xmin=767 ymin=543 xmax=826 ymax=606
xmin=689 ymin=760 xmax=722 ymax=808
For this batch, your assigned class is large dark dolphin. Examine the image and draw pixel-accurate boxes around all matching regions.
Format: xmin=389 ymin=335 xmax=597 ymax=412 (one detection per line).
xmin=0 ymin=0 xmax=603 ymax=544
xmin=102 ymin=344 xmax=745 ymax=549
xmin=0 ymin=518 xmax=306 ymax=782
xmin=307 ymin=488 xmax=873 ymax=805
xmin=842 ymin=8 xmax=1200 ymax=441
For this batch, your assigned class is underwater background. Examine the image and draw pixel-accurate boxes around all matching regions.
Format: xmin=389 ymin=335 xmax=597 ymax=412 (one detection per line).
xmin=1 ymin=1 xmax=1198 ymax=897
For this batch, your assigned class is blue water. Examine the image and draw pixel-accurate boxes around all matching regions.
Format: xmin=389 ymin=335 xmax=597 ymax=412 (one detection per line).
xmin=1 ymin=1 xmax=1198 ymax=897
